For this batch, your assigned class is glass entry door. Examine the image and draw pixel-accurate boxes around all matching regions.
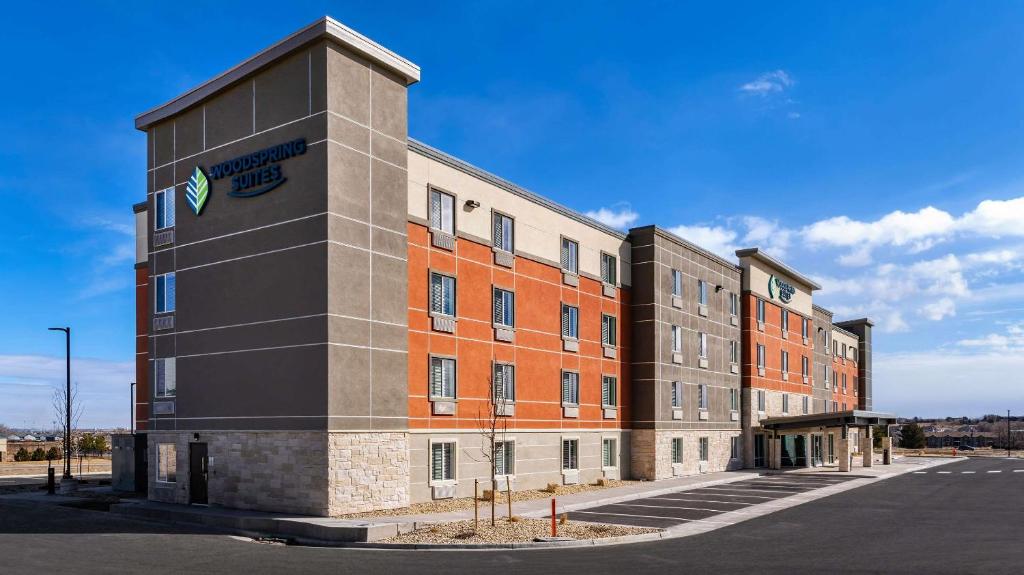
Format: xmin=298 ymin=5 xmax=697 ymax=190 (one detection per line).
xmin=754 ymin=434 xmax=766 ymax=467
xmin=812 ymin=434 xmax=824 ymax=467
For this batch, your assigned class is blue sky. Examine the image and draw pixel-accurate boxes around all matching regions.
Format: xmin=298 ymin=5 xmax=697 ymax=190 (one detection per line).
xmin=2 ymin=1 xmax=1023 ymax=427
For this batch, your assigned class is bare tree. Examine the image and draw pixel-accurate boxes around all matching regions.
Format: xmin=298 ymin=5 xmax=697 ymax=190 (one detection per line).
xmin=467 ymin=366 xmax=513 ymax=526
xmin=52 ymin=382 xmax=83 ymax=461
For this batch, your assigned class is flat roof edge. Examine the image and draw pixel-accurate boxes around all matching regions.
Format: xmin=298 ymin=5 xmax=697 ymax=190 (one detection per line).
xmin=135 ymin=16 xmax=420 ymax=131
xmin=735 ymin=247 xmax=822 ymax=290
xmin=631 ymin=225 xmax=741 ymax=272
xmin=132 ymin=201 xmax=148 ymax=213
xmin=408 ymin=138 xmax=628 ymax=241
xmin=836 ymin=317 xmax=875 ymax=328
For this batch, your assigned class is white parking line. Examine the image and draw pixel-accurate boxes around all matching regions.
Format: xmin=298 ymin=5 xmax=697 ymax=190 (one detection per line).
xmin=1014 ymin=470 xmax=1024 ymax=473
xmin=609 ymin=502 xmax=733 ymax=514
xmin=912 ymin=471 xmax=928 ymax=474
xmin=987 ymin=470 xmax=1002 ymax=473
xmin=961 ymin=471 xmax=975 ymax=474
xmin=937 ymin=471 xmax=951 ymax=474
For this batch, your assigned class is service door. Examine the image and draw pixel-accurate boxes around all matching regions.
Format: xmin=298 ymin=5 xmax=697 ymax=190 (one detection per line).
xmin=189 ymin=443 xmax=208 ymax=505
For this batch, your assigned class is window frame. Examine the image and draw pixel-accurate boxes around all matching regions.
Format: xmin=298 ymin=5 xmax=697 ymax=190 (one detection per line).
xmin=561 ymin=438 xmax=579 ymax=471
xmin=672 ymin=325 xmax=682 ymax=353
xmin=429 ymin=271 xmax=457 ymax=317
xmin=154 ymin=272 xmax=176 ymax=314
xmin=698 ymin=331 xmax=708 ymax=359
xmin=802 ymin=395 xmax=809 ymax=415
xmin=561 ymin=303 xmax=579 ymax=340
xmin=154 ymin=187 xmax=175 ymax=231
xmin=671 ymin=437 xmax=683 ymax=464
xmin=560 ymin=236 xmax=579 ymax=275
xmin=494 ymin=439 xmax=515 ymax=477
xmin=671 ymin=381 xmax=684 ymax=409
xmin=729 ymin=388 xmax=739 ymax=412
xmin=429 ymin=356 xmax=457 ymax=400
xmin=781 ymin=350 xmax=789 ymax=375
xmin=561 ymin=370 xmax=580 ymax=406
xmin=698 ymin=383 xmax=709 ymax=410
xmin=601 ymin=437 xmax=617 ymax=469
xmin=601 ymin=314 xmax=617 ymax=347
xmin=429 ymin=187 xmax=456 ymax=235
xmin=730 ymin=340 xmax=740 ymax=364
xmin=757 ymin=389 xmax=766 ymax=412
xmin=782 ymin=393 xmax=790 ymax=414
xmin=730 ymin=436 xmax=740 ymax=459
xmin=671 ymin=269 xmax=683 ymax=297
xmin=699 ymin=437 xmax=709 ymax=462
xmin=600 ymin=251 xmax=617 ymax=285
xmin=429 ymin=439 xmax=457 ymax=484
xmin=729 ymin=292 xmax=739 ymax=316
xmin=697 ymin=279 xmax=707 ymax=305
xmin=757 ymin=344 xmax=766 ymax=369
xmin=154 ymin=357 xmax=176 ymax=398
xmin=756 ymin=298 xmax=766 ymax=323
xmin=493 ymin=362 xmax=515 ymax=403
xmin=492 ymin=210 xmax=514 ymax=253
xmin=781 ymin=309 xmax=789 ymax=332
xmin=493 ymin=287 xmax=515 ymax=328
xmin=601 ymin=375 xmax=618 ymax=408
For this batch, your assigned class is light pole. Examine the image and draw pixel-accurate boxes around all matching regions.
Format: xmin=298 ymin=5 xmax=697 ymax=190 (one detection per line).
xmin=130 ymin=382 xmax=136 ymax=434
xmin=48 ymin=327 xmax=72 ymax=479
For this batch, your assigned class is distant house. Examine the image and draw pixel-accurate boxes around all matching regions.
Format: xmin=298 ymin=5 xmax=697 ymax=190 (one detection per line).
xmin=924 ymin=431 xmax=996 ymax=449
xmin=21 ymin=435 xmax=37 ymax=442
xmin=0 ymin=438 xmax=6 ymax=462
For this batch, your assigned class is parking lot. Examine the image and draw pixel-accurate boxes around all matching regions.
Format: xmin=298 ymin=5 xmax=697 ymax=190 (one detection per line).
xmin=563 ymin=473 xmax=865 ymax=528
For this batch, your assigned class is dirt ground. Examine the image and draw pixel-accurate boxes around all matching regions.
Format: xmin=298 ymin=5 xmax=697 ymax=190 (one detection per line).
xmin=381 ymin=518 xmax=658 ymax=544
xmin=0 ymin=457 xmax=111 ymax=476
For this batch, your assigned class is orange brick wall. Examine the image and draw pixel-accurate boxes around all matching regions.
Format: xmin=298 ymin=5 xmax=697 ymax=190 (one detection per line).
xmin=407 ymin=222 xmax=630 ymax=430
xmin=742 ymin=293 xmax=815 ymax=398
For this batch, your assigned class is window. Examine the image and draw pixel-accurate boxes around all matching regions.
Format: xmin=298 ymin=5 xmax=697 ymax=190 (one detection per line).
xmin=731 ymin=436 xmax=740 ymax=459
xmin=154 ymin=358 xmax=176 ymax=398
xmin=602 ymin=438 xmax=616 ymax=468
xmin=730 ymin=388 xmax=739 ymax=412
xmin=430 ymin=273 xmax=456 ymax=317
xmin=833 ymin=400 xmax=838 ymax=412
xmin=494 ymin=440 xmax=515 ymax=476
xmin=601 ymin=252 xmax=617 ymax=285
xmin=842 ymin=402 xmax=848 ymax=411
xmin=560 ymin=237 xmax=578 ymax=274
xmin=698 ymin=332 xmax=708 ymax=359
xmin=802 ymin=355 xmax=809 ymax=378
xmin=602 ymin=314 xmax=617 ymax=347
xmin=671 ymin=437 xmax=683 ymax=464
xmin=429 ymin=357 xmax=456 ymax=399
xmin=730 ymin=292 xmax=739 ymax=316
xmin=757 ymin=389 xmax=766 ymax=412
xmin=155 ymin=187 xmax=175 ymax=230
xmin=842 ymin=343 xmax=847 ymax=359
xmin=842 ymin=373 xmax=848 ymax=393
xmin=802 ymin=318 xmax=809 ymax=339
xmin=601 ymin=376 xmax=617 ymax=407
xmin=824 ymin=365 xmax=830 ymax=388
xmin=561 ymin=371 xmax=579 ymax=405
xmin=697 ymin=280 xmax=707 ymax=305
xmin=756 ymin=298 xmax=765 ymax=323
xmin=672 ymin=325 xmax=682 ymax=353
xmin=561 ymin=304 xmax=579 ymax=340
xmin=429 ymin=189 xmax=455 ymax=234
xmin=562 ymin=439 xmax=579 ymax=470
xmin=431 ymin=441 xmax=455 ymax=482
xmin=493 ymin=212 xmax=513 ymax=252
xmin=155 ymin=273 xmax=176 ymax=314
xmin=156 ymin=443 xmax=176 ymax=483
xmin=781 ymin=309 xmax=789 ymax=332
xmin=699 ymin=437 xmax=709 ymax=462
xmin=781 ymin=351 xmax=789 ymax=375
xmin=698 ymin=384 xmax=709 ymax=410
xmin=493 ymin=288 xmax=514 ymax=327
xmin=757 ymin=344 xmax=766 ymax=369
xmin=671 ymin=381 xmax=683 ymax=408
xmin=494 ymin=363 xmax=515 ymax=403
xmin=802 ymin=395 xmax=809 ymax=414
xmin=671 ymin=269 xmax=683 ymax=297
xmin=782 ymin=393 xmax=790 ymax=414
xmin=730 ymin=340 xmax=739 ymax=364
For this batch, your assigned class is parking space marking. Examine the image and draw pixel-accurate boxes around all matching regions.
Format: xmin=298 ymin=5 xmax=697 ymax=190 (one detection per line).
xmin=696 ymin=487 xmax=790 ymax=497
xmin=961 ymin=471 xmax=975 ymax=474
xmin=987 ymin=470 xmax=1002 ymax=473
xmin=608 ymin=502 xmax=736 ymax=514
xmin=913 ymin=471 xmax=928 ymax=474
xmin=653 ymin=497 xmax=755 ymax=507
xmin=937 ymin=471 xmax=951 ymax=474
xmin=1015 ymin=469 xmax=1024 ymax=473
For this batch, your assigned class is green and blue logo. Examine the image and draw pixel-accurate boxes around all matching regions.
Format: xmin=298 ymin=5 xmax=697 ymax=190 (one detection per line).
xmin=186 ymin=166 xmax=209 ymax=215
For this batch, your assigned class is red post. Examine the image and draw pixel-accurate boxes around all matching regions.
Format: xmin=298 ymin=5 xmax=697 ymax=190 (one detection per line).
xmin=551 ymin=498 xmax=557 ymax=537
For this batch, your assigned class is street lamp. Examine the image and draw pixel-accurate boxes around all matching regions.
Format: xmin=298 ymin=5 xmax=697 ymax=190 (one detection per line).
xmin=130 ymin=382 xmax=136 ymax=434
xmin=48 ymin=326 xmax=72 ymax=480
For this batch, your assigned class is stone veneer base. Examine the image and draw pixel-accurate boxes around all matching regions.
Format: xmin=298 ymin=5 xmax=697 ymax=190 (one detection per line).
xmin=631 ymin=429 xmax=742 ymax=480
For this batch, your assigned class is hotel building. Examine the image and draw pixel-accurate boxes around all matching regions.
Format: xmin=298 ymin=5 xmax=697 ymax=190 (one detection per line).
xmin=115 ymin=16 xmax=891 ymax=515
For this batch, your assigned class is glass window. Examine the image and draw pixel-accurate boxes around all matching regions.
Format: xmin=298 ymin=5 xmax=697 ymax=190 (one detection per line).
xmin=602 ymin=314 xmax=617 ymax=346
xmin=731 ymin=436 xmax=740 ymax=459
xmin=672 ymin=325 xmax=682 ymax=353
xmin=803 ymin=396 xmax=809 ymax=414
xmin=802 ymin=317 xmax=809 ymax=339
xmin=672 ymin=269 xmax=683 ymax=297
xmin=602 ymin=376 xmax=617 ymax=407
xmin=730 ymin=340 xmax=740 ymax=364
xmin=602 ymin=438 xmax=616 ymax=468
xmin=781 ymin=309 xmax=789 ymax=332
xmin=493 ymin=288 xmax=514 ymax=327
xmin=155 ymin=188 xmax=175 ymax=230
xmin=494 ymin=363 xmax=515 ymax=403
xmin=697 ymin=280 xmax=707 ymax=305
xmin=431 ymin=442 xmax=455 ymax=481
xmin=601 ymin=253 xmax=617 ymax=285
xmin=495 ymin=440 xmax=515 ymax=476
xmin=429 ymin=189 xmax=455 ymax=234
xmin=802 ymin=355 xmax=809 ymax=377
xmin=561 ymin=371 xmax=579 ymax=405
xmin=756 ymin=298 xmax=765 ymax=323
xmin=758 ymin=389 xmax=766 ymax=412
xmin=430 ymin=273 xmax=456 ymax=316
xmin=699 ymin=437 xmax=709 ymax=462
xmin=730 ymin=388 xmax=738 ymax=411
xmin=429 ymin=357 xmax=456 ymax=399
xmin=561 ymin=304 xmax=579 ymax=339
xmin=757 ymin=344 xmax=765 ymax=368
xmin=154 ymin=358 xmax=176 ymax=398
xmin=671 ymin=437 xmax=683 ymax=464
xmin=671 ymin=381 xmax=683 ymax=408
xmin=783 ymin=393 xmax=790 ymax=414
xmin=560 ymin=238 xmax=578 ymax=274
xmin=698 ymin=332 xmax=708 ymax=359
xmin=698 ymin=384 xmax=708 ymax=410
xmin=730 ymin=292 xmax=739 ymax=316
xmin=562 ymin=439 xmax=578 ymax=470
xmin=155 ymin=273 xmax=175 ymax=314
xmin=493 ymin=212 xmax=513 ymax=252
xmin=781 ymin=351 xmax=789 ymax=374
xmin=156 ymin=443 xmax=176 ymax=483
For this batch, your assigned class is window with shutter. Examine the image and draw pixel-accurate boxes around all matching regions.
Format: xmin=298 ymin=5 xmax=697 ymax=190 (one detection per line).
xmin=671 ymin=438 xmax=682 ymax=464
xmin=430 ymin=357 xmax=455 ymax=399
xmin=561 ymin=372 xmax=578 ymax=405
xmin=601 ymin=253 xmax=616 ymax=285
xmin=602 ymin=315 xmax=616 ymax=346
xmin=698 ymin=332 xmax=707 ymax=358
xmin=562 ymin=305 xmax=578 ymax=339
xmin=494 ymin=364 xmax=514 ymax=402
xmin=601 ymin=376 xmax=617 ymax=407
xmin=560 ymin=238 xmax=578 ymax=273
xmin=430 ymin=273 xmax=456 ymax=316
xmin=493 ymin=288 xmax=514 ymax=327
xmin=672 ymin=270 xmax=683 ymax=296
xmin=699 ymin=384 xmax=708 ymax=410
xmin=697 ymin=280 xmax=707 ymax=304
xmin=431 ymin=442 xmax=455 ymax=481
xmin=495 ymin=441 xmax=514 ymax=476
xmin=561 ymin=439 xmax=578 ymax=470
xmin=430 ymin=190 xmax=455 ymax=234
xmin=671 ymin=381 xmax=682 ymax=408
xmin=493 ymin=213 xmax=513 ymax=252
xmin=602 ymin=438 xmax=615 ymax=467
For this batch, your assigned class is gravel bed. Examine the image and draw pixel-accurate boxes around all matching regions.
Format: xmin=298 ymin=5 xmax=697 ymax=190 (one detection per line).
xmin=337 ymin=479 xmax=641 ymax=519
xmin=381 ymin=518 xmax=659 ymax=544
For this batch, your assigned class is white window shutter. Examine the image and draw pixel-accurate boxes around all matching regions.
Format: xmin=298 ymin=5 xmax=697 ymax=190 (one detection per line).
xmin=430 ymin=358 xmax=442 ymax=397
xmin=493 ymin=289 xmax=503 ymax=324
xmin=561 ymin=306 xmax=569 ymax=337
xmin=431 ymin=443 xmax=443 ymax=480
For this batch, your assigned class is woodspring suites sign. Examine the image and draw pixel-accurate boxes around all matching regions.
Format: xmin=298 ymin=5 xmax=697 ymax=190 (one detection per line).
xmin=187 ymin=138 xmax=308 ymax=216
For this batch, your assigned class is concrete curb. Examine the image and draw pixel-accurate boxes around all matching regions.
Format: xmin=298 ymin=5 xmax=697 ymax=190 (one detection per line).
xmin=307 ymin=458 xmax=960 ymax=551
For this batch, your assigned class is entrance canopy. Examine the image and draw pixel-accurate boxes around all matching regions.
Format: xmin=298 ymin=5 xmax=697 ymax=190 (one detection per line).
xmin=761 ymin=410 xmax=898 ymax=432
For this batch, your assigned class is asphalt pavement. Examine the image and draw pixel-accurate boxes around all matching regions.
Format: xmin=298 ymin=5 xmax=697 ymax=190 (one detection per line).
xmin=1 ymin=457 xmax=1022 ymax=574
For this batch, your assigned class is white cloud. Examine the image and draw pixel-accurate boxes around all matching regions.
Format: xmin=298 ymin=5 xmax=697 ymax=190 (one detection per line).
xmin=0 ymin=354 xmax=133 ymax=429
xmin=958 ymin=322 xmax=1024 ymax=352
xmin=584 ymin=206 xmax=639 ymax=230
xmin=921 ymin=297 xmax=956 ymax=321
xmin=739 ymin=70 xmax=794 ymax=94
xmin=740 ymin=216 xmax=791 ymax=259
xmin=666 ymin=224 xmax=738 ymax=260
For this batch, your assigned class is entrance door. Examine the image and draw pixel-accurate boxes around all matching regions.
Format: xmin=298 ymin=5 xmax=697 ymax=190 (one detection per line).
xmin=812 ymin=435 xmax=824 ymax=467
xmin=189 ymin=443 xmax=208 ymax=505
xmin=753 ymin=434 xmax=766 ymax=467
xmin=827 ymin=433 xmax=836 ymax=465
xmin=133 ymin=433 xmax=148 ymax=494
